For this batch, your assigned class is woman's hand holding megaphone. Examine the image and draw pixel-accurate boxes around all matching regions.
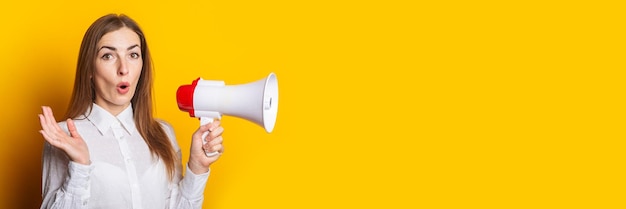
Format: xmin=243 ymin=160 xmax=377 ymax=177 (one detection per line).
xmin=188 ymin=120 xmax=224 ymax=175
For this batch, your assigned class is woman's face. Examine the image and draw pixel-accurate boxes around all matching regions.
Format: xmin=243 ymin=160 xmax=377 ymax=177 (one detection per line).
xmin=93 ymin=27 xmax=143 ymax=115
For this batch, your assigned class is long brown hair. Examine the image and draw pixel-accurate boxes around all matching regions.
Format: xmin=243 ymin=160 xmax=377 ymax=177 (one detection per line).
xmin=65 ymin=14 xmax=176 ymax=180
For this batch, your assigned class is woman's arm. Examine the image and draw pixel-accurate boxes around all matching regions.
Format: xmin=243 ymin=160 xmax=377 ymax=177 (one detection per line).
xmin=40 ymin=141 xmax=94 ymax=209
xmin=160 ymin=121 xmax=222 ymax=209
xmin=39 ymin=106 xmax=94 ymax=209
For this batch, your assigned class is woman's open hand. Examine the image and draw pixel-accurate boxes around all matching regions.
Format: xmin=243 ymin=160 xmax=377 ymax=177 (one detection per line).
xmin=38 ymin=106 xmax=90 ymax=165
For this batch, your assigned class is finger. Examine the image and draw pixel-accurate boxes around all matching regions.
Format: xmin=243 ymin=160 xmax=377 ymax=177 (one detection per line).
xmin=47 ymin=107 xmax=65 ymax=133
xmin=203 ymin=141 xmax=223 ymax=153
xmin=66 ymin=119 xmax=80 ymax=139
xmin=202 ymin=136 xmax=213 ymax=149
xmin=193 ymin=124 xmax=212 ymax=139
xmin=39 ymin=107 xmax=54 ymax=133
xmin=206 ymin=136 xmax=223 ymax=147
xmin=39 ymin=130 xmax=52 ymax=141
xmin=210 ymin=144 xmax=224 ymax=154
xmin=208 ymin=126 xmax=224 ymax=139
xmin=39 ymin=114 xmax=51 ymax=132
xmin=42 ymin=106 xmax=62 ymax=133
xmin=208 ymin=120 xmax=221 ymax=131
xmin=39 ymin=113 xmax=60 ymax=140
xmin=42 ymin=106 xmax=56 ymax=126
xmin=39 ymin=130 xmax=58 ymax=146
xmin=41 ymin=107 xmax=68 ymax=141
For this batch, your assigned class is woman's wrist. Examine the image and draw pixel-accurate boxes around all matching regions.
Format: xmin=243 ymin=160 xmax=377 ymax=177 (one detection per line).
xmin=72 ymin=157 xmax=91 ymax=165
xmin=188 ymin=159 xmax=210 ymax=175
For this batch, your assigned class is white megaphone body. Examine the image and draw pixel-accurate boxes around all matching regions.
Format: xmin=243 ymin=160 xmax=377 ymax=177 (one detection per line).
xmin=176 ymin=72 xmax=279 ymax=156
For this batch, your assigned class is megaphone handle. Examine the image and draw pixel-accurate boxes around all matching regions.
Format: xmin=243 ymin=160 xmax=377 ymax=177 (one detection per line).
xmin=200 ymin=117 xmax=220 ymax=157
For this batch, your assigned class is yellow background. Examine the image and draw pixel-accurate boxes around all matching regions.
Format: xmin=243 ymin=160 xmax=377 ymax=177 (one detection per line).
xmin=1 ymin=0 xmax=624 ymax=208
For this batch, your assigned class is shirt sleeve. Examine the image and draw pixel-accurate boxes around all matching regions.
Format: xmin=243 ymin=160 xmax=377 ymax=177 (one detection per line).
xmin=40 ymin=142 xmax=94 ymax=209
xmin=160 ymin=120 xmax=211 ymax=209
xmin=181 ymin=165 xmax=210 ymax=199
xmin=168 ymin=152 xmax=211 ymax=209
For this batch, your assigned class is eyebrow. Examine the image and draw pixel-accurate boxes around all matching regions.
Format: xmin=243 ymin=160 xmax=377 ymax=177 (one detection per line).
xmin=98 ymin=44 xmax=140 ymax=52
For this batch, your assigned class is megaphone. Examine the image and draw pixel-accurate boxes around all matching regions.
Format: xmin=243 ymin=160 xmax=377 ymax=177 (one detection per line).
xmin=176 ymin=72 xmax=279 ymax=156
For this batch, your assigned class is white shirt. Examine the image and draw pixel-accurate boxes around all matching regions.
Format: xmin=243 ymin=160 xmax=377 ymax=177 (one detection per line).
xmin=41 ymin=104 xmax=210 ymax=209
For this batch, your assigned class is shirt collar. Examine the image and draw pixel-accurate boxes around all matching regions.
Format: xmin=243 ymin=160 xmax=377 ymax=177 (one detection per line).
xmin=86 ymin=103 xmax=135 ymax=136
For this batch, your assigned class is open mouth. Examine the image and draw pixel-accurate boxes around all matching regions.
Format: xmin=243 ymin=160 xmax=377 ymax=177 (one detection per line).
xmin=117 ymin=82 xmax=130 ymax=89
xmin=117 ymin=82 xmax=130 ymax=94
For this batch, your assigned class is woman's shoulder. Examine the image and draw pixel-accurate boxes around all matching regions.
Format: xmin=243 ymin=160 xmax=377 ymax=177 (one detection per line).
xmin=156 ymin=119 xmax=180 ymax=149
xmin=156 ymin=119 xmax=175 ymax=136
xmin=57 ymin=116 xmax=90 ymax=128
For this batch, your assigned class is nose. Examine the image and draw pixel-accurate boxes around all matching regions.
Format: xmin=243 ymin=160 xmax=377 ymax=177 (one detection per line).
xmin=118 ymin=59 xmax=129 ymax=76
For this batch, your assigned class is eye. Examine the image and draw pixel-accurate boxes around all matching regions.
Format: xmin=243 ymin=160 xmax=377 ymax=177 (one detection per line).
xmin=101 ymin=53 xmax=113 ymax=60
xmin=130 ymin=52 xmax=141 ymax=59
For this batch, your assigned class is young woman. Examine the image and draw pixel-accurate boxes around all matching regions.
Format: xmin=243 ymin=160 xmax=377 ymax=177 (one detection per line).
xmin=38 ymin=14 xmax=224 ymax=209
